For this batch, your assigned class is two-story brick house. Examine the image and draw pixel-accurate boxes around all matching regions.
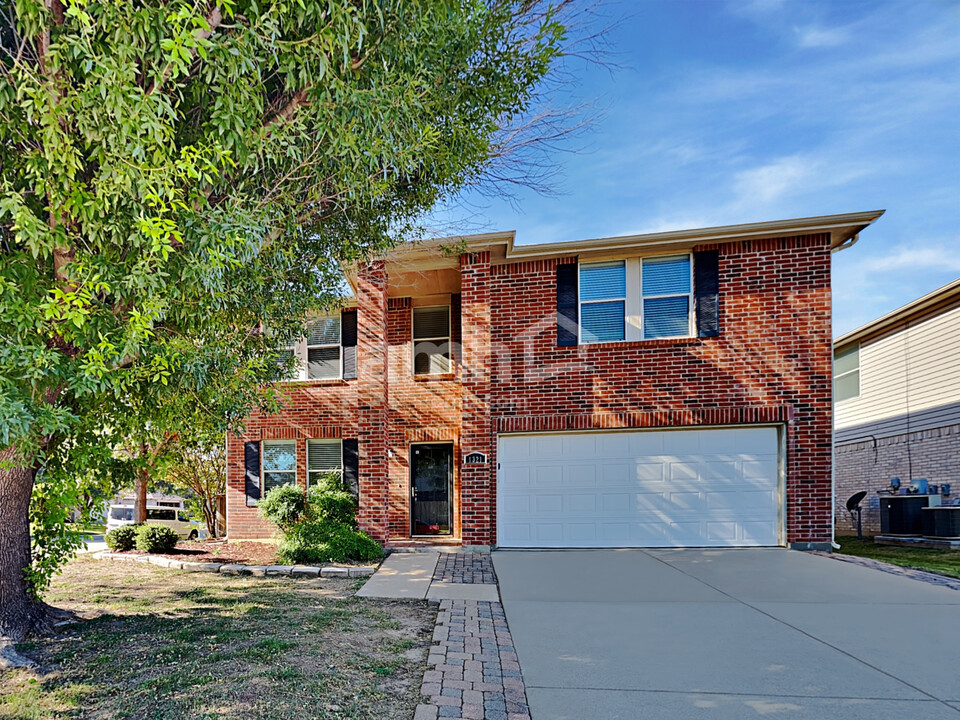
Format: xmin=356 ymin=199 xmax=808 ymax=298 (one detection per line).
xmin=226 ymin=210 xmax=884 ymax=550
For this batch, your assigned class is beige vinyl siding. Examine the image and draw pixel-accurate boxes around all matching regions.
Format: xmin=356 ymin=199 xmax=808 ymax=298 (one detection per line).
xmin=835 ymin=302 xmax=960 ymax=435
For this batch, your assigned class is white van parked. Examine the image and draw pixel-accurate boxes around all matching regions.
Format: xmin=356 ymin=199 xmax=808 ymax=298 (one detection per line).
xmin=106 ymin=504 xmax=201 ymax=540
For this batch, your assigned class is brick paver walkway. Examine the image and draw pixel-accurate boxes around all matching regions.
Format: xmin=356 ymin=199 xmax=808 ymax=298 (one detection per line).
xmin=433 ymin=553 xmax=497 ymax=585
xmin=414 ymin=599 xmax=530 ymax=720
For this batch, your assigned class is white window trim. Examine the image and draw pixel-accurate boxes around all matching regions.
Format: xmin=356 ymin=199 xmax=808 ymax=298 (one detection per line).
xmin=261 ymin=439 xmax=297 ymax=494
xmin=579 ymin=254 xmax=694 ymax=344
xmin=578 ymin=260 xmax=627 ymax=345
xmin=412 ymin=305 xmax=452 ymax=375
xmin=833 ymin=343 xmax=861 ymax=402
xmin=639 ymin=253 xmax=694 ymax=340
xmin=306 ymin=438 xmax=343 ymax=487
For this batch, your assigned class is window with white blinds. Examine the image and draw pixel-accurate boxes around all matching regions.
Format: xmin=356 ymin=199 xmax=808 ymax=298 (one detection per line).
xmin=641 ymin=255 xmax=692 ymax=339
xmin=580 ymin=261 xmax=626 ymax=343
xmin=305 ymin=314 xmax=341 ymax=380
xmin=413 ymin=306 xmax=451 ymax=375
xmin=307 ymin=439 xmax=343 ymax=486
xmin=262 ymin=440 xmax=296 ymax=493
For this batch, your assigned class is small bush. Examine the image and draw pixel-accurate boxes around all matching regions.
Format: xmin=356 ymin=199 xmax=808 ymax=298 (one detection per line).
xmin=105 ymin=524 xmax=140 ymax=551
xmin=258 ymin=484 xmax=307 ymax=532
xmin=260 ymin=474 xmax=380 ymax=564
xmin=277 ymin=523 xmax=383 ymax=565
xmin=308 ymin=487 xmax=357 ymax=527
xmin=135 ymin=524 xmax=178 ymax=553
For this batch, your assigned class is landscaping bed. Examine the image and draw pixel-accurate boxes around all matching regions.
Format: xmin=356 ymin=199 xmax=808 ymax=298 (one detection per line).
xmin=836 ymin=535 xmax=960 ymax=580
xmin=113 ymin=539 xmax=282 ymax=566
xmin=1 ymin=555 xmax=434 ymax=720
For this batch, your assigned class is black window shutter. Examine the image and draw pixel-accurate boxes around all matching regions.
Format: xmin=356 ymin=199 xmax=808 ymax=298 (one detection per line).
xmin=556 ymin=262 xmax=579 ymax=347
xmin=341 ymin=309 xmax=357 ymax=379
xmin=342 ymin=439 xmax=359 ymax=499
xmin=694 ymin=250 xmax=720 ymax=338
xmin=244 ymin=441 xmax=261 ymax=506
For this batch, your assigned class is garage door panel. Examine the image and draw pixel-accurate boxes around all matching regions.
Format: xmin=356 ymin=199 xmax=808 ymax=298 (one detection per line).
xmin=498 ymin=428 xmax=781 ymax=548
xmin=534 ymin=465 xmax=562 ymax=486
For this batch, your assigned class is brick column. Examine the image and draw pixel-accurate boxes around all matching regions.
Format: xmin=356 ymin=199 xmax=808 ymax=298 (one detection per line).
xmin=356 ymin=260 xmax=389 ymax=543
xmin=459 ymin=251 xmax=493 ymax=545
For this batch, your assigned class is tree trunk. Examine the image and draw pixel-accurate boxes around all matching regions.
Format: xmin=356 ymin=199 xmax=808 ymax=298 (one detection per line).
xmin=133 ymin=468 xmax=148 ymax=524
xmin=0 ymin=447 xmax=42 ymax=642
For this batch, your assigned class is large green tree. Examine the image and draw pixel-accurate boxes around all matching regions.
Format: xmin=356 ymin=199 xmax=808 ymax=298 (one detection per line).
xmin=0 ymin=0 xmax=578 ymax=642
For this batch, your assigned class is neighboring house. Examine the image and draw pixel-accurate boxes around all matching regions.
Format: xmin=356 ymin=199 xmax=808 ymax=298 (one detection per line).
xmin=226 ymin=211 xmax=884 ymax=550
xmin=834 ymin=279 xmax=960 ymax=534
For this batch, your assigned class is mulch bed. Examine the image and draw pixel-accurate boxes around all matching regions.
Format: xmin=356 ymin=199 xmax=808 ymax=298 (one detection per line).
xmin=117 ymin=539 xmax=280 ymax=566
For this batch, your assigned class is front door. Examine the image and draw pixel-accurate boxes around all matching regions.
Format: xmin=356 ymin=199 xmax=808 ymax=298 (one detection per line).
xmin=411 ymin=443 xmax=453 ymax=536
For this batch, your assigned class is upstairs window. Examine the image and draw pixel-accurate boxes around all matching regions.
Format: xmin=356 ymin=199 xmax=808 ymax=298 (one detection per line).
xmin=833 ymin=344 xmax=860 ymax=402
xmin=642 ymin=255 xmax=692 ymax=339
xmin=579 ymin=261 xmax=626 ymax=343
xmin=305 ymin=314 xmax=341 ymax=380
xmin=413 ymin=306 xmax=451 ymax=374
xmin=307 ymin=439 xmax=343 ymax=487
xmin=262 ymin=440 xmax=296 ymax=493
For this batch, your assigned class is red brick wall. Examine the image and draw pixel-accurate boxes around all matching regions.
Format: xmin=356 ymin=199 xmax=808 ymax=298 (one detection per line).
xmin=488 ymin=234 xmax=834 ymax=545
xmin=460 ymin=252 xmax=493 ymax=545
xmin=225 ymin=380 xmax=358 ymax=539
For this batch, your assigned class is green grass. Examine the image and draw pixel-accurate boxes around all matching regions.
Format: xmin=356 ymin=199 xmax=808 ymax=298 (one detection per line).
xmin=68 ymin=522 xmax=105 ymax=536
xmin=1 ymin=556 xmax=432 ymax=720
xmin=836 ymin=536 xmax=960 ymax=579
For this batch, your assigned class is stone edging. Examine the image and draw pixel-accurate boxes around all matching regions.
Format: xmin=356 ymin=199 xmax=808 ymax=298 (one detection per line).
xmin=810 ymin=551 xmax=960 ymax=591
xmin=92 ymin=551 xmax=376 ymax=578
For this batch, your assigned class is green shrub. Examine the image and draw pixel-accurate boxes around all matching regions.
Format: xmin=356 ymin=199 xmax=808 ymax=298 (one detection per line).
xmin=277 ymin=522 xmax=383 ymax=565
xmin=135 ymin=524 xmax=178 ymax=553
xmin=260 ymin=476 xmax=381 ymax=564
xmin=308 ymin=487 xmax=357 ymax=527
xmin=258 ymin=484 xmax=307 ymax=533
xmin=105 ymin=524 xmax=140 ymax=551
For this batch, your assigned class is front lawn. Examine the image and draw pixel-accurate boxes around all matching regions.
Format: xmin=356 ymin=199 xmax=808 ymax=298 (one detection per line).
xmin=0 ymin=556 xmax=432 ymax=720
xmin=836 ymin=536 xmax=960 ymax=580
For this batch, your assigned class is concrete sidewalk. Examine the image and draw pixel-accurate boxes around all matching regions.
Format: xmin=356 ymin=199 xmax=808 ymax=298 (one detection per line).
xmin=356 ymin=552 xmax=500 ymax=601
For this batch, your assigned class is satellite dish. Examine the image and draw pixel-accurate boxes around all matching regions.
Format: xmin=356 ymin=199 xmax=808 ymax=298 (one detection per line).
xmin=846 ymin=491 xmax=867 ymax=512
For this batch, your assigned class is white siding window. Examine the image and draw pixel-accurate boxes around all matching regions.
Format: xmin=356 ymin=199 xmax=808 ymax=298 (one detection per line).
xmin=641 ymin=255 xmax=692 ymax=339
xmin=834 ymin=344 xmax=860 ymax=402
xmin=579 ymin=261 xmax=626 ymax=343
xmin=413 ymin=306 xmax=451 ymax=375
xmin=307 ymin=439 xmax=343 ymax=487
xmin=262 ymin=440 xmax=296 ymax=494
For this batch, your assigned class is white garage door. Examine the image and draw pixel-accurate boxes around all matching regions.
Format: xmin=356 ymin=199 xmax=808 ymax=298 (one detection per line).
xmin=497 ymin=427 xmax=781 ymax=548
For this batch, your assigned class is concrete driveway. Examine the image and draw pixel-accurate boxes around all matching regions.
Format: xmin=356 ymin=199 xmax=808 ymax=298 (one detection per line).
xmin=493 ymin=549 xmax=960 ymax=720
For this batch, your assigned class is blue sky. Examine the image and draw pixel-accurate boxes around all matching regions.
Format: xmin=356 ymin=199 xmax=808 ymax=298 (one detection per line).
xmin=431 ymin=0 xmax=960 ymax=337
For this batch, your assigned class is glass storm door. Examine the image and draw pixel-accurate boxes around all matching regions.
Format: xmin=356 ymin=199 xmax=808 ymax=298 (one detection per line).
xmin=411 ymin=444 xmax=453 ymax=536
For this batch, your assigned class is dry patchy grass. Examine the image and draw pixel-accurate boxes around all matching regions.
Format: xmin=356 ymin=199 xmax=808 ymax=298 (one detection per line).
xmin=0 ymin=556 xmax=434 ymax=720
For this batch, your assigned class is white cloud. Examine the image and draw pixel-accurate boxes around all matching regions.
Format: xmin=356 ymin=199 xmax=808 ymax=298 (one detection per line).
xmin=794 ymin=25 xmax=849 ymax=48
xmin=861 ymin=245 xmax=960 ymax=273
xmin=733 ymin=155 xmax=816 ymax=205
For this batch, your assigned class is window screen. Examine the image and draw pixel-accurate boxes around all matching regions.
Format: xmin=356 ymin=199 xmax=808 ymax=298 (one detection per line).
xmin=307 ymin=439 xmax=342 ymax=487
xmin=306 ymin=315 xmax=341 ymax=379
xmin=413 ymin=306 xmax=451 ymax=374
xmin=642 ymin=255 xmax=691 ymax=339
xmin=833 ymin=344 xmax=860 ymax=402
xmin=579 ymin=261 xmax=626 ymax=343
xmin=262 ymin=440 xmax=296 ymax=493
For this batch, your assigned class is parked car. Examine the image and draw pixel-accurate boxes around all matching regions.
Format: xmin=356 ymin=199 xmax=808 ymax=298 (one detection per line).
xmin=106 ymin=504 xmax=201 ymax=540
